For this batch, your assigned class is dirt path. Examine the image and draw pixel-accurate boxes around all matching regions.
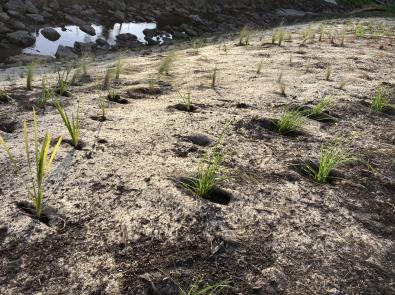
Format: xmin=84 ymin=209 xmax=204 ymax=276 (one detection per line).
xmin=0 ymin=17 xmax=394 ymax=294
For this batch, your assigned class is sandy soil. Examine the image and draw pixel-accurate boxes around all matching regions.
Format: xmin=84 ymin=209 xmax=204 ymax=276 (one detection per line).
xmin=0 ymin=17 xmax=394 ymax=294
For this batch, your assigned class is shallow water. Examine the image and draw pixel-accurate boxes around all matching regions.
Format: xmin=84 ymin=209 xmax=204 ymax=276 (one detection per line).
xmin=22 ymin=22 xmax=161 ymax=57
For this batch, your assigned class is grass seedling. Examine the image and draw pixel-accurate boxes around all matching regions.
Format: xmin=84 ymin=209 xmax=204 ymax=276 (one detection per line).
xmin=181 ymin=133 xmax=228 ymax=198
xmin=339 ymin=78 xmax=349 ymax=90
xmin=98 ymin=95 xmax=106 ymax=119
xmin=304 ymin=140 xmax=354 ymax=183
xmin=0 ymin=110 xmax=62 ymax=217
xmin=115 ymin=59 xmax=122 ymax=80
xmin=0 ymin=88 xmax=10 ymax=103
xmin=276 ymin=110 xmax=305 ymax=135
xmin=180 ymin=278 xmax=229 ymax=295
xmin=277 ymin=71 xmax=283 ymax=84
xmin=53 ymin=100 xmax=80 ymax=148
xmin=38 ymin=76 xmax=54 ymax=109
xmin=191 ymin=39 xmax=205 ymax=54
xmin=305 ymin=96 xmax=336 ymax=118
xmin=222 ymin=44 xmax=229 ymax=54
xmin=289 ymin=54 xmax=293 ymax=66
xmin=340 ymin=29 xmax=346 ymax=47
xmin=176 ymin=89 xmax=193 ymax=112
xmin=158 ymin=52 xmax=177 ymax=75
xmin=56 ymin=68 xmax=72 ymax=96
xmin=325 ymin=64 xmax=332 ymax=81
xmin=372 ymin=85 xmax=391 ymax=112
xmin=355 ymin=23 xmax=366 ymax=38
xmin=239 ymin=26 xmax=252 ymax=46
xmin=256 ymin=59 xmax=265 ymax=74
xmin=103 ymin=67 xmax=115 ymax=90
xmin=211 ymin=67 xmax=218 ymax=88
xmin=26 ymin=63 xmax=34 ymax=90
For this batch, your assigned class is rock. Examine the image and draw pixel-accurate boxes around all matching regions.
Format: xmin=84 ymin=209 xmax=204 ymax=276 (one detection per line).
xmin=79 ymin=25 xmax=96 ymax=36
xmin=41 ymin=27 xmax=61 ymax=41
xmin=74 ymin=41 xmax=93 ymax=54
xmin=145 ymin=36 xmax=160 ymax=46
xmin=4 ymin=0 xmax=25 ymax=12
xmin=6 ymin=30 xmax=35 ymax=47
xmin=25 ymin=0 xmax=39 ymax=14
xmin=113 ymin=10 xmax=125 ymax=21
xmin=180 ymin=24 xmax=198 ymax=37
xmin=0 ymin=24 xmax=12 ymax=34
xmin=11 ymin=20 xmax=26 ymax=30
xmin=55 ymin=45 xmax=77 ymax=59
xmin=95 ymin=38 xmax=109 ymax=47
xmin=143 ymin=28 xmax=161 ymax=38
xmin=0 ymin=12 xmax=10 ymax=22
xmin=27 ymin=13 xmax=45 ymax=23
xmin=48 ymin=0 xmax=60 ymax=10
xmin=116 ymin=33 xmax=141 ymax=48
xmin=64 ymin=14 xmax=85 ymax=26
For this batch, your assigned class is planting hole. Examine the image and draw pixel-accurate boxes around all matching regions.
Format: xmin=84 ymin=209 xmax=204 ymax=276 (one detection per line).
xmin=0 ymin=120 xmax=17 ymax=133
xmin=171 ymin=103 xmax=198 ymax=112
xmin=16 ymin=201 xmax=50 ymax=225
xmin=183 ymin=134 xmax=213 ymax=146
xmin=107 ymin=94 xmax=129 ymax=104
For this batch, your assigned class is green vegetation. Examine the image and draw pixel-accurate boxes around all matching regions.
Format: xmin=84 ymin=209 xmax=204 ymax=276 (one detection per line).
xmin=256 ymin=59 xmax=265 ymax=74
xmin=103 ymin=67 xmax=115 ymax=90
xmin=56 ymin=68 xmax=72 ymax=96
xmin=180 ymin=278 xmax=229 ymax=295
xmin=239 ymin=26 xmax=252 ymax=46
xmin=191 ymin=39 xmax=205 ymax=54
xmin=158 ymin=52 xmax=177 ymax=75
xmin=38 ymin=76 xmax=54 ymax=109
xmin=305 ymin=96 xmax=336 ymax=118
xmin=372 ymin=85 xmax=392 ymax=112
xmin=115 ymin=59 xmax=122 ymax=80
xmin=0 ymin=110 xmax=62 ymax=217
xmin=211 ymin=67 xmax=219 ymax=88
xmin=0 ymin=89 xmax=10 ymax=103
xmin=304 ymin=140 xmax=354 ymax=183
xmin=181 ymin=134 xmax=228 ymax=198
xmin=53 ymin=100 xmax=80 ymax=148
xmin=325 ymin=64 xmax=332 ymax=81
xmin=276 ymin=110 xmax=305 ymax=135
xmin=176 ymin=89 xmax=193 ymax=112
xmin=98 ymin=95 xmax=106 ymax=119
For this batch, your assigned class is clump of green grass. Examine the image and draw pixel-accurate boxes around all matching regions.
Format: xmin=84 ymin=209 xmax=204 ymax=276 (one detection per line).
xmin=0 ymin=88 xmax=10 ymax=103
xmin=340 ymin=29 xmax=346 ymax=47
xmin=325 ymin=64 xmax=332 ymax=81
xmin=276 ymin=110 xmax=305 ymax=135
xmin=211 ymin=67 xmax=219 ymax=88
xmin=239 ymin=26 xmax=252 ymax=46
xmin=256 ymin=59 xmax=265 ymax=74
xmin=115 ymin=59 xmax=122 ymax=80
xmin=305 ymin=96 xmax=336 ymax=118
xmin=302 ymin=25 xmax=315 ymax=44
xmin=181 ymin=134 xmax=228 ymax=198
xmin=191 ymin=39 xmax=205 ymax=54
xmin=176 ymin=88 xmax=193 ymax=112
xmin=272 ymin=28 xmax=285 ymax=46
xmin=26 ymin=63 xmax=34 ymax=90
xmin=158 ymin=52 xmax=177 ymax=75
xmin=0 ymin=110 xmax=62 ymax=217
xmin=56 ymin=68 xmax=72 ymax=96
xmin=372 ymin=85 xmax=392 ymax=112
xmin=304 ymin=140 xmax=354 ymax=183
xmin=338 ymin=78 xmax=349 ymax=90
xmin=103 ymin=67 xmax=115 ymax=90
xmin=355 ymin=23 xmax=366 ymax=38
xmin=38 ymin=76 xmax=54 ymax=109
xmin=53 ymin=100 xmax=80 ymax=148
xmin=180 ymin=278 xmax=229 ymax=295
xmin=98 ymin=95 xmax=106 ymax=119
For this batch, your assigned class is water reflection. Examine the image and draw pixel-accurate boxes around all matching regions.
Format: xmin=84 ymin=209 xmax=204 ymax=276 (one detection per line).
xmin=23 ymin=22 xmax=157 ymax=57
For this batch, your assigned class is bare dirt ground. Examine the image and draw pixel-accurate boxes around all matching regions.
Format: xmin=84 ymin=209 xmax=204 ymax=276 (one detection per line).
xmin=0 ymin=17 xmax=394 ymax=294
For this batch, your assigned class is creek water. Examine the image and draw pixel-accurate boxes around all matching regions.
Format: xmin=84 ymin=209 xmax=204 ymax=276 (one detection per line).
xmin=23 ymin=22 xmax=160 ymax=57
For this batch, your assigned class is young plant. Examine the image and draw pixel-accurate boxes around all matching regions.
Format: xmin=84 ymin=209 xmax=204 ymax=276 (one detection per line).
xmin=355 ymin=23 xmax=366 ymax=38
xmin=304 ymin=140 xmax=354 ymax=183
xmin=340 ymin=29 xmax=346 ymax=47
xmin=372 ymin=85 xmax=391 ymax=112
xmin=53 ymin=100 xmax=80 ymax=148
xmin=103 ymin=67 xmax=115 ymax=90
xmin=56 ymin=68 xmax=72 ymax=96
xmin=276 ymin=110 xmax=305 ymax=135
xmin=256 ymin=59 xmax=265 ymax=74
xmin=289 ymin=54 xmax=293 ymax=66
xmin=239 ymin=26 xmax=252 ymax=46
xmin=0 ymin=110 xmax=62 ymax=217
xmin=339 ymin=78 xmax=349 ymax=90
xmin=38 ymin=76 xmax=54 ymax=109
xmin=0 ymin=88 xmax=10 ymax=103
xmin=319 ymin=24 xmax=325 ymax=41
xmin=305 ymin=96 xmax=336 ymax=118
xmin=115 ymin=59 xmax=122 ymax=80
xmin=325 ymin=64 xmax=332 ymax=81
xmin=181 ymin=135 xmax=228 ymax=198
xmin=158 ymin=52 xmax=177 ymax=75
xmin=211 ymin=67 xmax=219 ymax=88
xmin=26 ymin=63 xmax=34 ymax=90
xmin=181 ymin=278 xmax=229 ymax=295
xmin=176 ymin=89 xmax=193 ymax=112
xmin=277 ymin=28 xmax=285 ymax=46
xmin=98 ymin=95 xmax=106 ymax=119
xmin=191 ymin=39 xmax=204 ymax=54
